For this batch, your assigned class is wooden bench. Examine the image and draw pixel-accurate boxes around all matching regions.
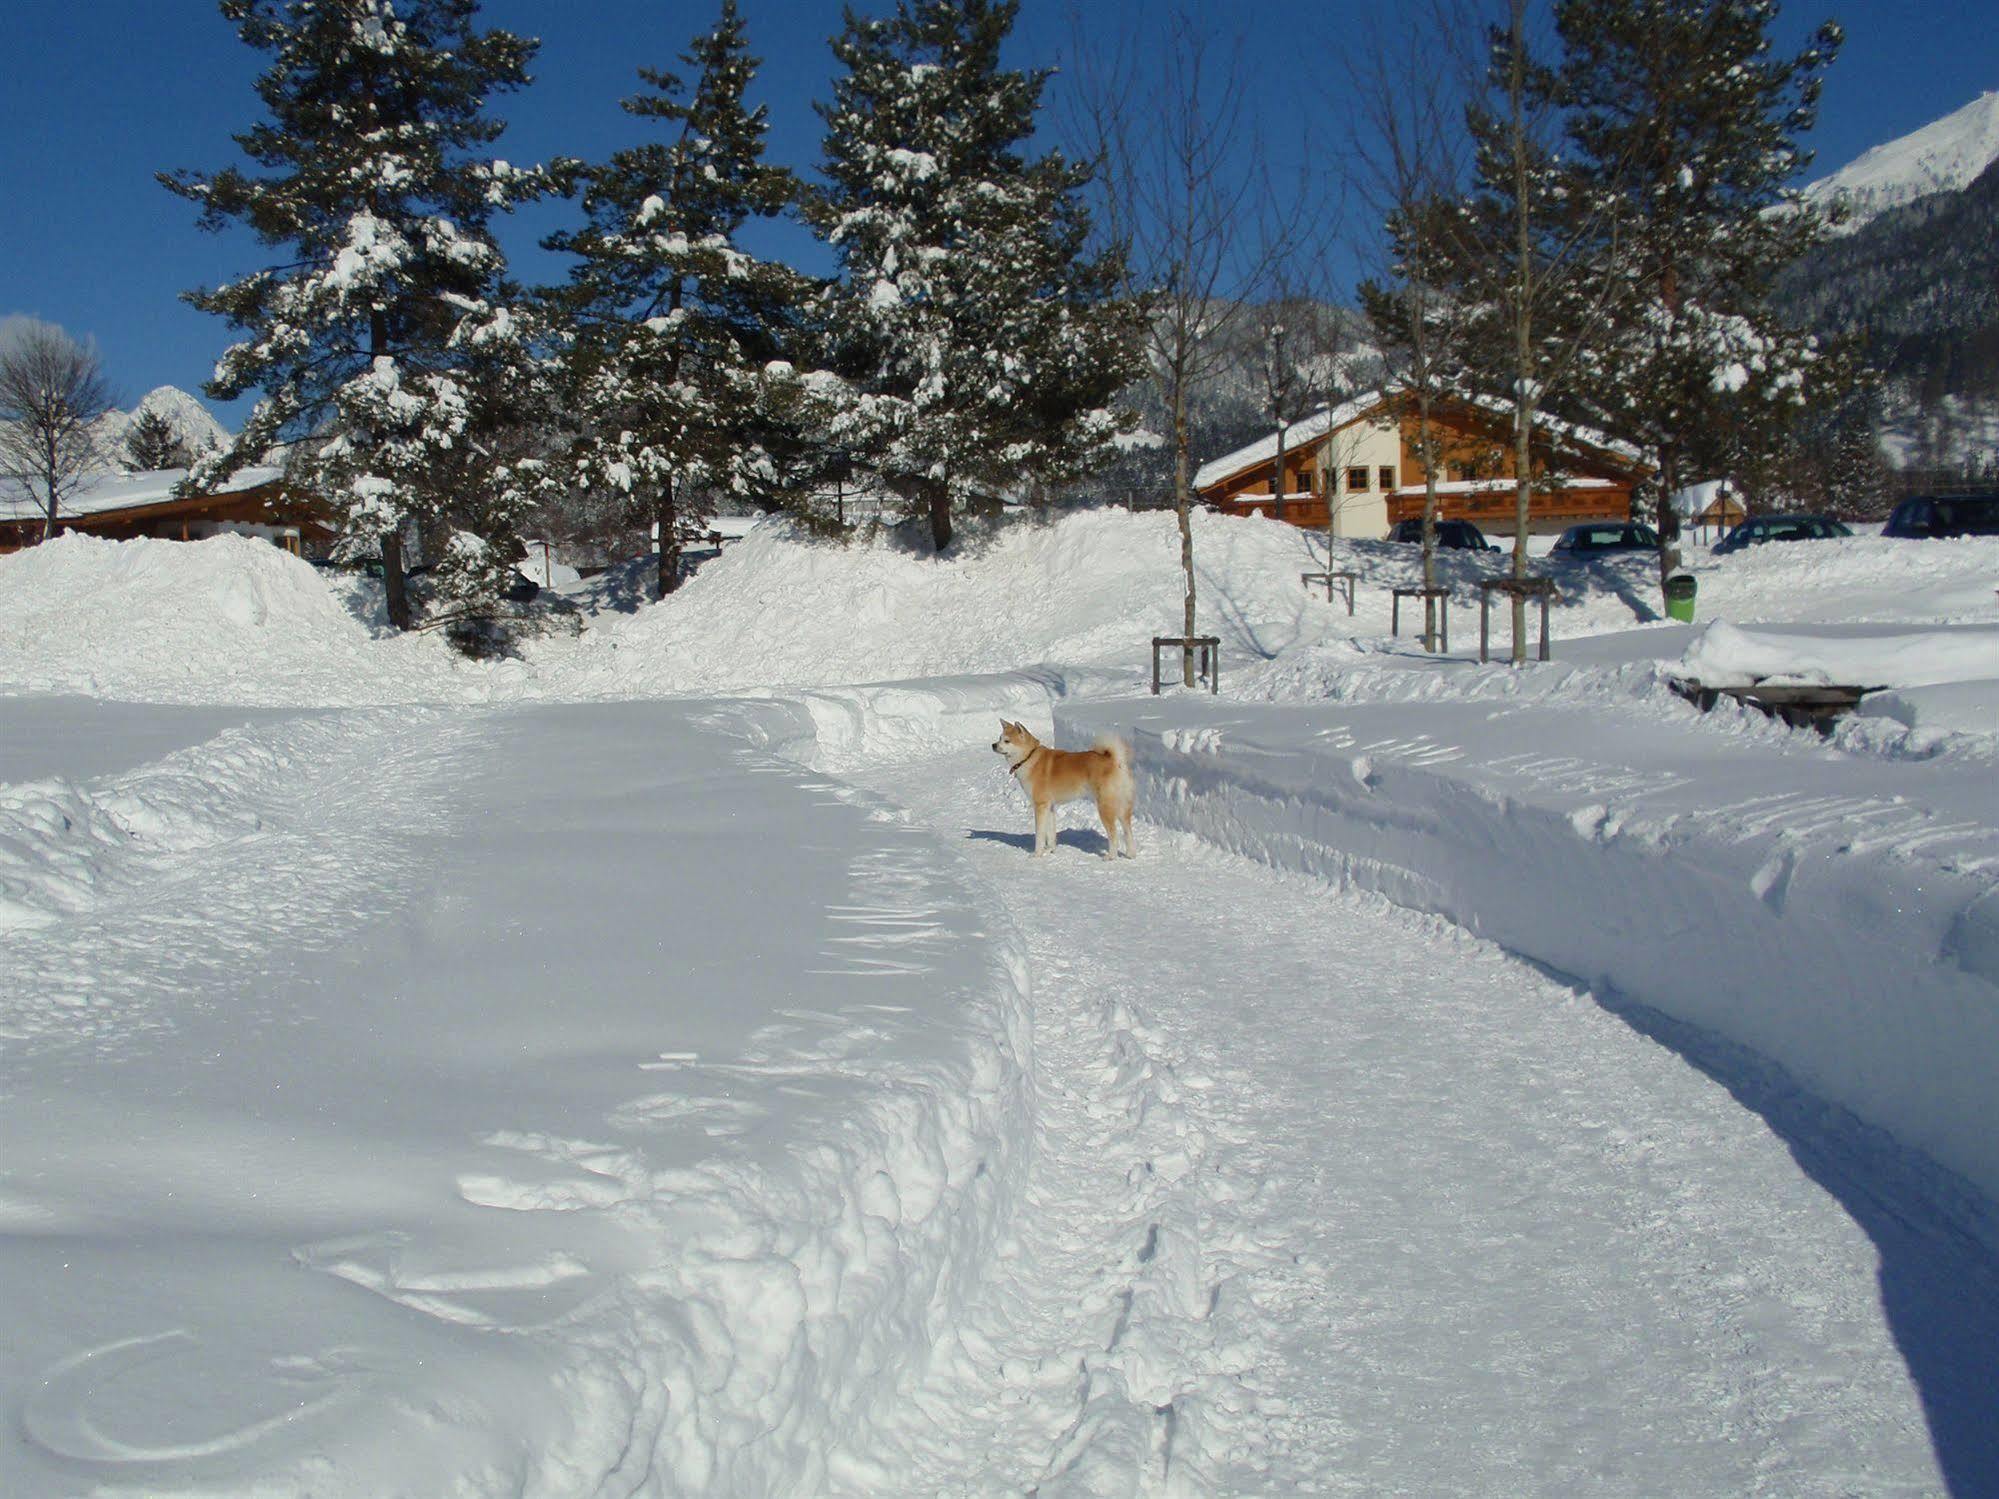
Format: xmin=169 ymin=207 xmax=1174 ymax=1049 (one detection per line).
xmin=1668 ymin=678 xmax=1878 ymax=736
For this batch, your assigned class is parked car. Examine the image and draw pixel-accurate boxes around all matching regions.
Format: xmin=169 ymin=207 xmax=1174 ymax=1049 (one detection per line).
xmin=1550 ymin=521 xmax=1661 ymax=557
xmin=1387 ymin=518 xmax=1501 ymax=552
xmin=1881 ymin=493 xmax=1999 ymax=539
xmin=1710 ymin=513 xmax=1850 ymax=555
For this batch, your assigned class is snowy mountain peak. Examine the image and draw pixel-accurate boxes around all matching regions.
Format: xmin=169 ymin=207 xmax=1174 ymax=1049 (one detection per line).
xmin=98 ymin=385 xmax=233 ymax=471
xmin=1805 ymin=89 xmax=1999 ymax=233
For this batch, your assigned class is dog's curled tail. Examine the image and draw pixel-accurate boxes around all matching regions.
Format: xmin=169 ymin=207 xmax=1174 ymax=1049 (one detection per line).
xmin=1095 ymin=733 xmax=1134 ymax=787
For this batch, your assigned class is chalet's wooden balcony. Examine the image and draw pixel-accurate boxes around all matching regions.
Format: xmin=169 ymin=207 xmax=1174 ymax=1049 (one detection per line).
xmin=1385 ymin=482 xmax=1629 ymax=530
xmin=1205 ymin=493 xmax=1331 ymax=528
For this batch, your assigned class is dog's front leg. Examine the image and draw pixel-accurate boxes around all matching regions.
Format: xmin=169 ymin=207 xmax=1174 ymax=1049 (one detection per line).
xmin=1034 ymin=802 xmax=1053 ymax=856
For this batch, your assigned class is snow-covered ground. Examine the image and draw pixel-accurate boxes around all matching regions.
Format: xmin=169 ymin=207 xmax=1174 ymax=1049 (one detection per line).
xmin=1 ymin=508 xmax=1996 ymax=1494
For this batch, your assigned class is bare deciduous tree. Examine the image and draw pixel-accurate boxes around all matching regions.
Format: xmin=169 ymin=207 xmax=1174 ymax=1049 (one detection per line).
xmin=1353 ymin=1 xmax=1479 ymax=651
xmin=0 ymin=320 xmax=116 ymax=541
xmin=1435 ymin=0 xmax=1627 ymax=661
xmin=1072 ymin=10 xmax=1278 ymax=685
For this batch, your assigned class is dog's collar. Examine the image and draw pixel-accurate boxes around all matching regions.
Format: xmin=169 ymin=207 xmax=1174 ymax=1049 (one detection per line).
xmin=1010 ymin=745 xmax=1042 ymax=777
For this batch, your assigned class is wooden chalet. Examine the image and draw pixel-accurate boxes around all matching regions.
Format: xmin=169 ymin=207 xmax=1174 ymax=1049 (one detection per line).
xmin=1195 ymin=390 xmax=1648 ymax=537
xmin=0 ymin=467 xmax=335 ymax=556
xmin=1671 ymin=480 xmax=1747 ymax=542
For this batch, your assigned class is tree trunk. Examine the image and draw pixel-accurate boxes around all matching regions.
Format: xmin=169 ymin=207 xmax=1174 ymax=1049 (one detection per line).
xmin=1322 ymin=444 xmax=1336 ymax=556
xmin=1173 ymin=386 xmax=1197 ymax=687
xmin=1273 ymin=422 xmax=1287 ymax=524
xmin=1508 ymin=0 xmax=1533 ymax=667
xmin=1656 ymin=450 xmax=1683 ymax=592
xmin=657 ymin=479 xmax=682 ymax=598
xmin=381 ymin=527 xmax=412 ymax=632
xmin=1655 ymin=263 xmax=1685 ymax=595
xmin=927 ymin=484 xmax=952 ymax=553
xmin=1512 ymin=402 xmax=1533 ymax=665
xmin=1417 ymin=390 xmax=1439 ymax=652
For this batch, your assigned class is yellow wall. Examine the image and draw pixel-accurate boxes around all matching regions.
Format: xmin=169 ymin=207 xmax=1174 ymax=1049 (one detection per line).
xmin=1316 ymin=416 xmax=1401 ymax=538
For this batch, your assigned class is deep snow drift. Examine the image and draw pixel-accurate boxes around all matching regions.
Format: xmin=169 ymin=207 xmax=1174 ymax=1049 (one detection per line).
xmin=0 ymin=703 xmax=1033 ymax=1496
xmin=7 ymin=509 xmax=1997 ymax=717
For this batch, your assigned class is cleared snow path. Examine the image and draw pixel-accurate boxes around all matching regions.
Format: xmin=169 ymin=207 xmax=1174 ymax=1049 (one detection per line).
xmin=846 ymin=750 xmax=1988 ymax=1496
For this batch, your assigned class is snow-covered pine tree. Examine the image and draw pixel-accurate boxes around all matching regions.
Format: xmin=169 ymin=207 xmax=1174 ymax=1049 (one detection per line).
xmin=1821 ymin=396 xmax=1895 ymax=520
xmin=162 ymin=0 xmax=552 ymax=629
xmin=547 ymin=0 xmax=814 ymax=597
xmin=805 ymin=0 xmax=1140 ymax=552
xmin=123 ymin=407 xmax=198 ymax=472
xmin=1548 ymin=0 xmax=1843 ymax=589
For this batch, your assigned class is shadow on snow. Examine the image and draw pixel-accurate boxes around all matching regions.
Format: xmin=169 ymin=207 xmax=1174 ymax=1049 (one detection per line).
xmin=1595 ymin=987 xmax=1999 ymax=1496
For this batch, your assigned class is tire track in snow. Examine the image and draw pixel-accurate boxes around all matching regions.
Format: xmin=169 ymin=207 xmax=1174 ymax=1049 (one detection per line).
xmin=850 ymin=752 xmax=1951 ymax=1496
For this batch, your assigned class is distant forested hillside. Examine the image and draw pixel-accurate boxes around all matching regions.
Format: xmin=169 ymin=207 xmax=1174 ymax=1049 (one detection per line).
xmin=1779 ymin=157 xmax=1999 ymax=473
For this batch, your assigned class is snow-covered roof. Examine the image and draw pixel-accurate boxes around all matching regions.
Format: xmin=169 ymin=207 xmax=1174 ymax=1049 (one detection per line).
xmin=1193 ymin=387 xmax=1646 ymax=494
xmin=0 ymin=465 xmax=283 ymax=525
xmin=1192 ymin=394 xmax=1393 ymax=491
xmin=1450 ymin=391 xmax=1646 ymax=466
xmin=1669 ymin=480 xmax=1739 ymax=519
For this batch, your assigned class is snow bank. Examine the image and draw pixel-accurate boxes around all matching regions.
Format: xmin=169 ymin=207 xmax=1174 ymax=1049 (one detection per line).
xmin=0 ymin=711 xmax=377 ymax=933
xmin=1056 ymin=695 xmax=1999 ymax=1207
xmin=0 ymin=532 xmax=469 ymax=704
xmin=6 ymin=514 xmax=1993 ymax=712
xmin=706 ymin=664 xmax=1131 ymax=772
xmin=1853 ymin=680 xmax=1999 ymax=740
xmin=1678 ymin=620 xmax=1999 ymax=689
xmin=1684 ymin=533 xmax=1999 ymax=626
xmin=573 ymin=509 xmax=1337 ymax=697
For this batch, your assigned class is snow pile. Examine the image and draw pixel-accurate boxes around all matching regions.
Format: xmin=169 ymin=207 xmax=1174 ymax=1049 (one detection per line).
xmin=0 ymin=532 xmax=492 ymax=704
xmin=0 ymin=709 xmax=426 ymax=937
xmin=515 ymin=540 xmax=583 ymax=591
xmin=0 ymin=774 xmax=262 ymax=932
xmin=1684 ymin=533 xmax=1999 ymax=626
xmin=1851 ymin=680 xmax=1999 ymax=747
xmin=1677 ymin=620 xmax=1999 ymax=689
xmin=574 ymin=509 xmax=1333 ymax=696
xmin=710 ymin=665 xmax=1132 ymax=771
xmin=6 ymin=511 xmax=1992 ymax=712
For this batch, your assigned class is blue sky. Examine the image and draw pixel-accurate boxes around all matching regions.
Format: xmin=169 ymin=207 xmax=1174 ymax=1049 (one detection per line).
xmin=2 ymin=0 xmax=1991 ymax=425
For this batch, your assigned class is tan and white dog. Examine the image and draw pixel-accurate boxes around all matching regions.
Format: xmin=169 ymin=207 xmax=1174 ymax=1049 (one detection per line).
xmin=992 ymin=720 xmax=1136 ymax=860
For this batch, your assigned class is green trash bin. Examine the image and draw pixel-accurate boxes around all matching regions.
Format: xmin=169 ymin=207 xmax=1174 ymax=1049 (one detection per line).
xmin=1664 ymin=572 xmax=1697 ymax=623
